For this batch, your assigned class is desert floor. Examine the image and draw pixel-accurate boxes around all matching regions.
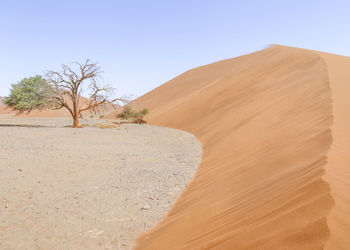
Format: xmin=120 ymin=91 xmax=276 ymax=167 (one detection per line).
xmin=0 ymin=117 xmax=201 ymax=249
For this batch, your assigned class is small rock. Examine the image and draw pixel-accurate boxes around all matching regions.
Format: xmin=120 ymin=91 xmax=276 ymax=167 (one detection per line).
xmin=141 ymin=204 xmax=150 ymax=210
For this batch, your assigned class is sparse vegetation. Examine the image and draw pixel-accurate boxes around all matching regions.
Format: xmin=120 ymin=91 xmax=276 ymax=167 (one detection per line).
xmin=5 ymin=60 xmax=128 ymax=128
xmin=93 ymin=123 xmax=120 ymax=129
xmin=117 ymin=106 xmax=149 ymax=124
xmin=4 ymin=76 xmax=56 ymax=114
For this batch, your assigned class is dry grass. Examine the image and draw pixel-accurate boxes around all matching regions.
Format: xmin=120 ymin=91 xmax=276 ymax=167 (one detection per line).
xmin=80 ymin=123 xmax=121 ymax=129
xmin=93 ymin=123 xmax=120 ymax=129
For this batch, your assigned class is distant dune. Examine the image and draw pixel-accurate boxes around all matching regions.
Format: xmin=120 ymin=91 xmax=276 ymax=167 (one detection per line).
xmin=0 ymin=95 xmax=73 ymax=117
xmin=0 ymin=96 xmax=11 ymax=114
xmin=0 ymin=95 xmax=116 ymax=118
xmin=132 ymin=45 xmax=350 ymax=249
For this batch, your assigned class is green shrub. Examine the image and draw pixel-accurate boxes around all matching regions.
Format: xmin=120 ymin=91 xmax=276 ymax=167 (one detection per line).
xmin=117 ymin=106 xmax=149 ymax=124
xmin=4 ymin=75 xmax=56 ymax=114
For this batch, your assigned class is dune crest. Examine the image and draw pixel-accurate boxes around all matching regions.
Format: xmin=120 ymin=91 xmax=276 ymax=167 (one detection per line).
xmin=132 ymin=45 xmax=350 ymax=249
xmin=316 ymin=51 xmax=350 ymax=250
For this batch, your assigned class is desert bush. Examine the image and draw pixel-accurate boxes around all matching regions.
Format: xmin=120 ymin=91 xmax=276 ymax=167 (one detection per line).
xmin=117 ymin=106 xmax=149 ymax=124
xmin=4 ymin=76 xmax=56 ymax=114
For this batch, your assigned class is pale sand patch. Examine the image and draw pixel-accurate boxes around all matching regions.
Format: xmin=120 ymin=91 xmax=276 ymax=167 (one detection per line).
xmin=0 ymin=117 xmax=201 ymax=249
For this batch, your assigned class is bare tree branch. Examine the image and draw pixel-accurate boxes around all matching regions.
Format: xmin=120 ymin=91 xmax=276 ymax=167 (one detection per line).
xmin=45 ymin=59 xmax=125 ymax=127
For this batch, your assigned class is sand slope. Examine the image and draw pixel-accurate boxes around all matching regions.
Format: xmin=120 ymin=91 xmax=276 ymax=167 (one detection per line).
xmin=132 ymin=45 xmax=350 ymax=249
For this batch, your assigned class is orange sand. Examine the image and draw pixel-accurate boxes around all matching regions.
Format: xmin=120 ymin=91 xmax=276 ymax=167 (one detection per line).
xmin=317 ymin=51 xmax=350 ymax=250
xmin=131 ymin=45 xmax=350 ymax=249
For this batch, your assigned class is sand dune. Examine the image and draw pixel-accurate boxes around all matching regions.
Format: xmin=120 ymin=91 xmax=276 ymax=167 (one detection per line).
xmin=0 ymin=97 xmax=11 ymax=115
xmin=0 ymin=96 xmax=70 ymax=117
xmin=132 ymin=45 xmax=350 ymax=249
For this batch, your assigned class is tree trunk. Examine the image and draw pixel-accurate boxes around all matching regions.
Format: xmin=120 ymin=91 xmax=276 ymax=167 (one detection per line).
xmin=72 ymin=114 xmax=80 ymax=128
xmin=71 ymin=95 xmax=81 ymax=128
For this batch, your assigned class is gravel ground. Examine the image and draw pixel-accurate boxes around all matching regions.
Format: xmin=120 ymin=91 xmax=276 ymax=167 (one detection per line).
xmin=0 ymin=117 xmax=201 ymax=249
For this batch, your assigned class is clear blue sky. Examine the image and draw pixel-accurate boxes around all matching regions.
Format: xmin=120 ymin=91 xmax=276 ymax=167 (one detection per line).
xmin=1 ymin=0 xmax=349 ymax=97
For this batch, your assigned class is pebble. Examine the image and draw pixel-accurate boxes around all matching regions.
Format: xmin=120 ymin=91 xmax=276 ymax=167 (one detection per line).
xmin=141 ymin=204 xmax=150 ymax=210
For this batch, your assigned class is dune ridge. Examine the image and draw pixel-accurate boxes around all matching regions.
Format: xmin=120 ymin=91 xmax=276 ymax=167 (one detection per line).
xmin=316 ymin=51 xmax=350 ymax=250
xmin=131 ymin=45 xmax=350 ymax=249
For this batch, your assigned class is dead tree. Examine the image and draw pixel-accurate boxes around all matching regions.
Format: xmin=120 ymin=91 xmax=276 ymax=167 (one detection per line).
xmin=46 ymin=60 xmax=127 ymax=127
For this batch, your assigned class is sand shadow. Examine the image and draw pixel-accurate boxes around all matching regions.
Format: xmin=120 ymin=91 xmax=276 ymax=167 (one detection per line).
xmin=0 ymin=124 xmax=53 ymax=128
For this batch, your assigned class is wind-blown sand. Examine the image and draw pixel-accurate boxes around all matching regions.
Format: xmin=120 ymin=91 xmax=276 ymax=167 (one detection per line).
xmin=129 ymin=45 xmax=350 ymax=249
xmin=0 ymin=118 xmax=201 ymax=249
